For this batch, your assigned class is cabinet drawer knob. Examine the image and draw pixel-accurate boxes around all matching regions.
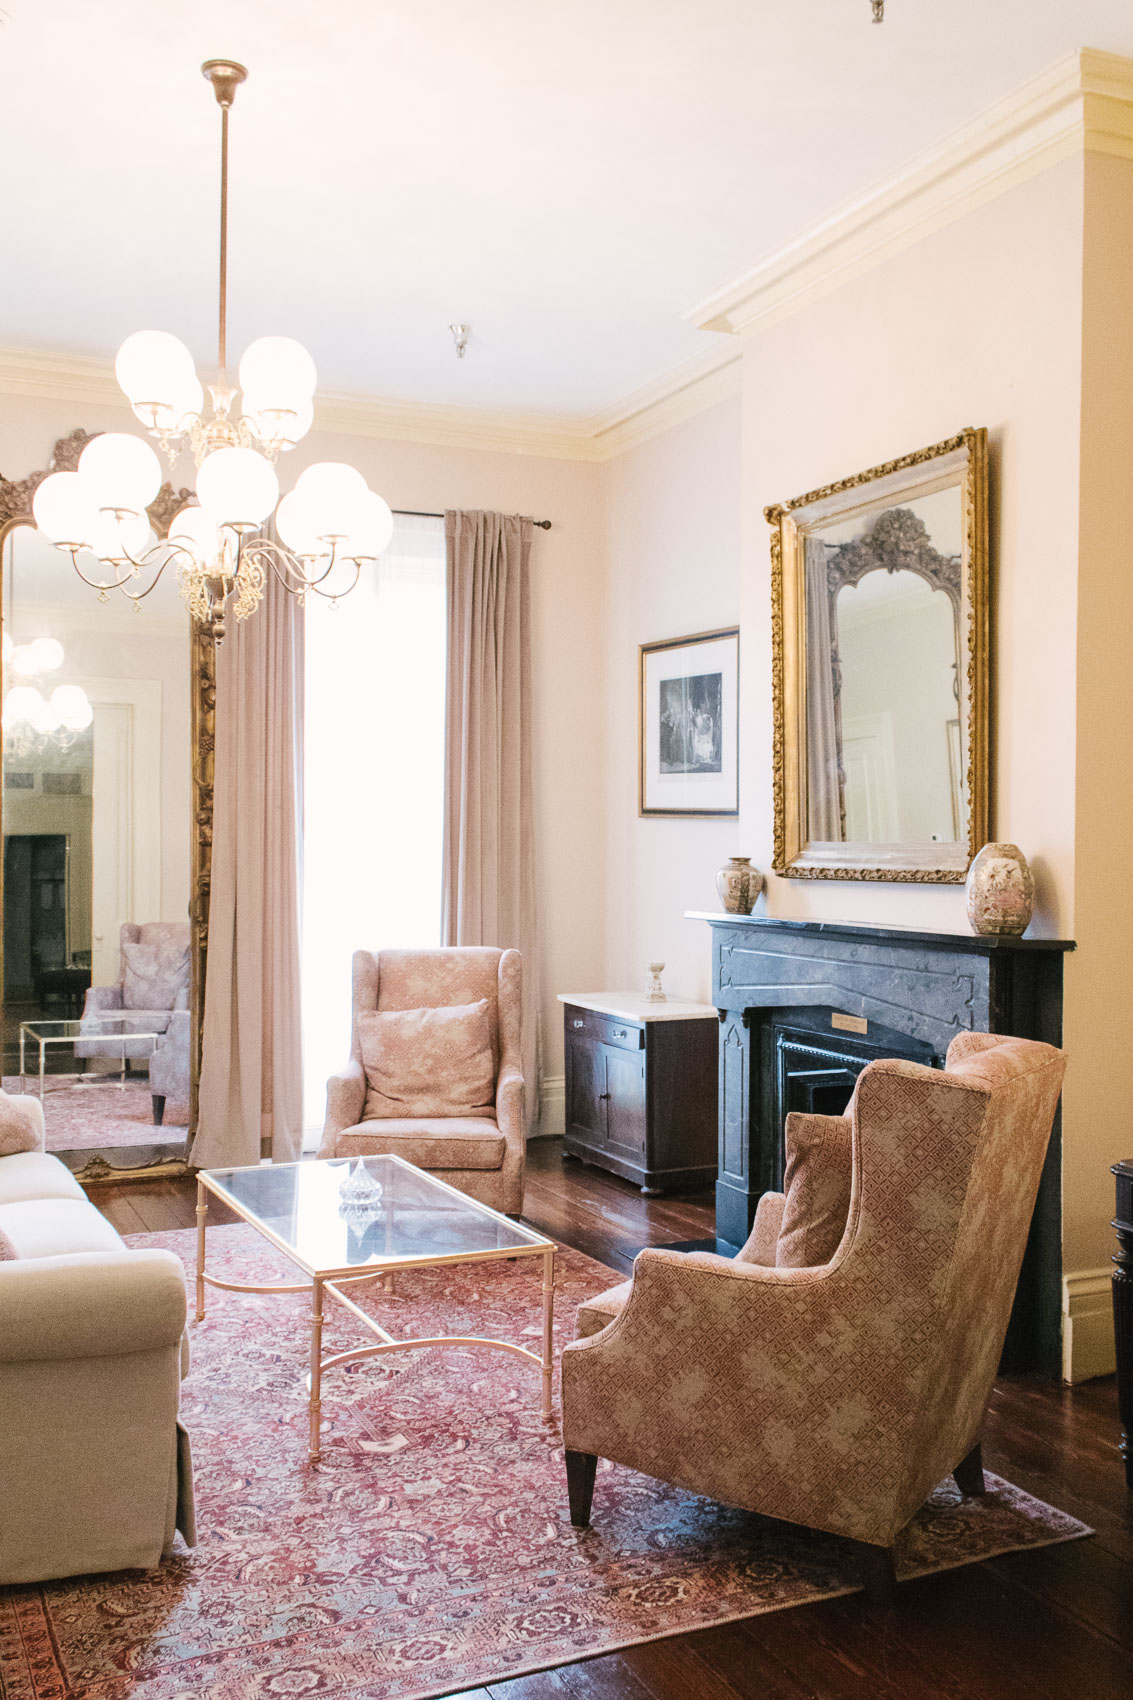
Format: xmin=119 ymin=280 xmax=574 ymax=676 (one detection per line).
xmin=612 ymin=1028 xmax=627 ymax=1038
xmin=573 ymin=1019 xmax=585 ymax=1029
xmin=599 ymin=1092 xmax=610 ymax=1100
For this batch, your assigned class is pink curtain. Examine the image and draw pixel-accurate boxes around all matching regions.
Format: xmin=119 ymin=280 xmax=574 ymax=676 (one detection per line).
xmin=191 ymin=571 xmax=304 ymax=1168
xmin=443 ymin=511 xmax=538 ymax=1125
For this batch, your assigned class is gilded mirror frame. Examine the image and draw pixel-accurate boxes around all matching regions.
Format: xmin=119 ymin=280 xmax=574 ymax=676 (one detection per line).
xmin=765 ymin=427 xmax=989 ymax=883
xmin=0 ymin=430 xmax=212 ymax=1155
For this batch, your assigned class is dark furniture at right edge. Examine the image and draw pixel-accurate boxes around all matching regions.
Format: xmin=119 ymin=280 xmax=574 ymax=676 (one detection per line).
xmin=1113 ymin=1159 xmax=1133 ymax=1488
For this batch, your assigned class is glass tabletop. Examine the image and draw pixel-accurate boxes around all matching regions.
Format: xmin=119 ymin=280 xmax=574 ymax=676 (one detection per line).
xmin=21 ymin=1017 xmax=164 ymax=1041
xmin=200 ymin=1155 xmax=551 ymax=1276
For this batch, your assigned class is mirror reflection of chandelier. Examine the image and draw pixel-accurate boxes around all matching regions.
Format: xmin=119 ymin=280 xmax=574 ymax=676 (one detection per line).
xmin=30 ymin=60 xmax=393 ymax=642
xmin=1 ymin=633 xmax=93 ymax=752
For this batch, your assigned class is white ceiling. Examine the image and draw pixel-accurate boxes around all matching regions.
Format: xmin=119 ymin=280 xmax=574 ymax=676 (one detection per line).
xmin=1 ymin=1 xmax=1131 ymax=418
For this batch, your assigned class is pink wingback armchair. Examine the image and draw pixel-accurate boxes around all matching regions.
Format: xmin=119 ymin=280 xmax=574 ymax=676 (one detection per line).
xmin=561 ymin=1033 xmax=1067 ymax=1590
xmin=318 ymin=947 xmax=526 ymax=1216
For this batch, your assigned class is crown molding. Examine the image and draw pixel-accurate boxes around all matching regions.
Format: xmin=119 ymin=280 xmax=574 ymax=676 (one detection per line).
xmin=584 ymin=342 xmax=742 ymax=459
xmin=0 ymin=342 xmax=742 ymax=467
xmin=689 ymin=48 xmax=1133 ymax=340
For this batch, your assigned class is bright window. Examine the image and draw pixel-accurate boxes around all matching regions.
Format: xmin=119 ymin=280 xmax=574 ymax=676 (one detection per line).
xmin=301 ymin=514 xmax=447 ymax=1136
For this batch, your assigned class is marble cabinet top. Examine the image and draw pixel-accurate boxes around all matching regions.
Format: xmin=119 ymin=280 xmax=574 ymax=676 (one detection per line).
xmin=558 ymin=992 xmax=718 ymax=1024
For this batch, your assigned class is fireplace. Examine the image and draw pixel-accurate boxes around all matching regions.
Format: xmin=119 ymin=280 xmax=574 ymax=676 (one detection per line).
xmin=691 ymin=912 xmax=1073 ymax=1374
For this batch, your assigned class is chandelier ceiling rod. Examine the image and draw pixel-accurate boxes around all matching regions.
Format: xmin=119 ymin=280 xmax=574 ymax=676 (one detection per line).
xmin=202 ymin=59 xmax=247 ymax=382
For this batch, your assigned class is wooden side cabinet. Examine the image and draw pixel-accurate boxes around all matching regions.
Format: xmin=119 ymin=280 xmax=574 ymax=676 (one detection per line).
xmin=559 ymin=994 xmax=718 ymax=1194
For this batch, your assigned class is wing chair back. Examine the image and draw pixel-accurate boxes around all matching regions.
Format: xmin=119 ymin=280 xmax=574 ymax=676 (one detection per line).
xmin=118 ymin=922 xmax=191 ymax=983
xmin=349 ymin=947 xmax=521 ymax=1078
xmin=821 ymin=1031 xmax=1067 ymax=1525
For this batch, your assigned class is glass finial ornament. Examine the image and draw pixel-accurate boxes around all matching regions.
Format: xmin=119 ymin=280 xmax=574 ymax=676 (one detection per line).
xmin=29 ymin=59 xmax=392 ymax=640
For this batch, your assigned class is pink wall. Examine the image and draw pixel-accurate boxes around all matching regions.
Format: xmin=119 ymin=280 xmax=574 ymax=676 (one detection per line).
xmin=599 ymin=396 xmax=742 ymax=1007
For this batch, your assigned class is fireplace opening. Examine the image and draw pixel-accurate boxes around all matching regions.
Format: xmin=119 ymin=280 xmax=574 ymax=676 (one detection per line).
xmin=761 ymin=1006 xmax=939 ymax=1194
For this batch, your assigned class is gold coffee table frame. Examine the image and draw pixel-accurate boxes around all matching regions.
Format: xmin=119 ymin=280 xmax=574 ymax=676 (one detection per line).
xmin=194 ymin=1156 xmax=556 ymax=1463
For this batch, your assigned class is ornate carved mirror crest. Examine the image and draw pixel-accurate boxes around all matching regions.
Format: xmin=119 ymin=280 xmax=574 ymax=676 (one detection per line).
xmin=766 ymin=427 xmax=989 ymax=883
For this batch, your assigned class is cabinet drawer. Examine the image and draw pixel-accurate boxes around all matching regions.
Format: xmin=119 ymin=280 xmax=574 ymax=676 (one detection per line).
xmin=564 ymin=1008 xmax=644 ymax=1052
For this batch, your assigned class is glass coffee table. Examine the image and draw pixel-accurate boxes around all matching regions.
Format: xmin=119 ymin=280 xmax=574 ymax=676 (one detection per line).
xmin=19 ymin=1017 xmax=162 ymax=1099
xmin=195 ymin=1154 xmax=556 ymax=1462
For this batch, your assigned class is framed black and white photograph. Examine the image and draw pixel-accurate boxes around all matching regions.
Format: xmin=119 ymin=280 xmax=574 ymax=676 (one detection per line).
xmin=639 ymin=627 xmax=739 ymax=816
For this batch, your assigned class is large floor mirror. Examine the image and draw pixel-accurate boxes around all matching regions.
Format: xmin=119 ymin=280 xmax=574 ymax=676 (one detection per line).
xmin=1 ymin=434 xmax=195 ymax=1180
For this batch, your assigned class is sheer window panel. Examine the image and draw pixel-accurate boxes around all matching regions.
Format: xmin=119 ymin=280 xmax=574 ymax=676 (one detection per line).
xmin=301 ymin=514 xmax=446 ymax=1138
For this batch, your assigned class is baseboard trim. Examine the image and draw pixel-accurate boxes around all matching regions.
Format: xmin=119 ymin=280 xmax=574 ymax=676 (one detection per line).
xmin=535 ymin=1073 xmax=565 ymax=1138
xmin=1061 ymin=1266 xmax=1116 ymax=1382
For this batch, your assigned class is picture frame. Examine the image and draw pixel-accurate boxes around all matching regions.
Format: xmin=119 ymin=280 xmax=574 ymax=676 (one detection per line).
xmin=639 ymin=627 xmax=739 ymax=817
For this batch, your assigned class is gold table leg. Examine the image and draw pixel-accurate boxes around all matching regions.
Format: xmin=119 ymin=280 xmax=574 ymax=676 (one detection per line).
xmin=195 ymin=1181 xmax=208 ymax=1322
xmin=309 ymin=1277 xmax=325 ymax=1463
xmin=541 ymin=1245 xmax=555 ymax=1418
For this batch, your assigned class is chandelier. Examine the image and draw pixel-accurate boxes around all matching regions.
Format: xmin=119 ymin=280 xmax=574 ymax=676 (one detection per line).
xmin=1 ymin=633 xmax=93 ymax=753
xmin=29 ymin=60 xmax=393 ymax=641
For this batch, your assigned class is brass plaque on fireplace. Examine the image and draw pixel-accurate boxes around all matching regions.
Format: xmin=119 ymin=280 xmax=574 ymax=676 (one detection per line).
xmin=832 ymin=1012 xmax=868 ymax=1035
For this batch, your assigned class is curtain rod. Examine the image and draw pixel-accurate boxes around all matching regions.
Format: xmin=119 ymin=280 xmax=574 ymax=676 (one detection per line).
xmin=393 ymin=508 xmax=552 ymax=530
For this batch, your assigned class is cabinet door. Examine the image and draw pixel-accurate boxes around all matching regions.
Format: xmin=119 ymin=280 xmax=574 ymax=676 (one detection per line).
xmin=604 ymin=1046 xmax=646 ymax=1158
xmin=567 ymin=1038 xmax=606 ymax=1144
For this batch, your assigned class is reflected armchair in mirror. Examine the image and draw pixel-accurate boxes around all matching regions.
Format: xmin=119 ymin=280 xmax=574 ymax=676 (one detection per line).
xmin=766 ymin=428 xmax=989 ymax=883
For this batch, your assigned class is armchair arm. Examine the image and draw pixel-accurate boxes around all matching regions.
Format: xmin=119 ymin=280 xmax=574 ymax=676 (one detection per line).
xmin=0 ymin=1250 xmax=187 ymax=1364
xmin=157 ymin=1009 xmax=190 ymax=1049
xmin=495 ymin=1062 xmax=527 ymax=1148
xmin=319 ymin=1058 xmax=366 ymax=1155
xmin=82 ymin=984 xmax=123 ymax=1018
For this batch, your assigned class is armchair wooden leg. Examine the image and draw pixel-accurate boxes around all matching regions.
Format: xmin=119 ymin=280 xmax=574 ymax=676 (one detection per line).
xmin=953 ymin=1442 xmax=986 ymax=1496
xmin=152 ymin=1095 xmax=166 ymax=1126
xmin=844 ymin=1537 xmax=898 ymax=1605
xmin=566 ymin=1450 xmax=597 ymax=1527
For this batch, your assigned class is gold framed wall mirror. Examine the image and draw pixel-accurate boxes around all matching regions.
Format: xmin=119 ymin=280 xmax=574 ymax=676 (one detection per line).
xmin=766 ymin=427 xmax=989 ymax=883
xmin=0 ymin=430 xmax=212 ymax=1182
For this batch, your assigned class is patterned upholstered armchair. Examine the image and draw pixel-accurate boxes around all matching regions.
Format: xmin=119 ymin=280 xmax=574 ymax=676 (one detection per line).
xmin=318 ymin=947 xmax=526 ymax=1215
xmin=561 ymin=1033 xmax=1067 ymax=1591
xmin=75 ymin=923 xmax=191 ymax=1066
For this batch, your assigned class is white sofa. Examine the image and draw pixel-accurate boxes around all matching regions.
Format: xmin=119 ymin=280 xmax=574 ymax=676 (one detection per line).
xmin=0 ymin=1138 xmax=195 ymax=1584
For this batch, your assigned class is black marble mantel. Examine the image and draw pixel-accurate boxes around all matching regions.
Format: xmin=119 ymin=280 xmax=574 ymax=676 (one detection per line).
xmin=690 ymin=911 xmax=1074 ymax=1375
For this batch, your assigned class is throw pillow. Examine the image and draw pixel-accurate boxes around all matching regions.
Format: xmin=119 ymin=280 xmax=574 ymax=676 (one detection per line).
xmin=122 ymin=940 xmax=191 ymax=1012
xmin=0 ymin=1090 xmax=45 ymax=1157
xmin=358 ymin=1000 xmax=496 ymax=1120
xmin=775 ymin=1110 xmax=853 ymax=1268
xmin=0 ymin=1226 xmax=18 ymax=1261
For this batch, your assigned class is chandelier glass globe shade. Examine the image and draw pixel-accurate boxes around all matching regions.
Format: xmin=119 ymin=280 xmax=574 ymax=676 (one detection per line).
xmin=28 ymin=638 xmax=64 ymax=674
xmin=344 ymin=490 xmax=395 ymax=560
xmin=3 ymin=685 xmax=42 ymax=726
xmin=294 ymin=462 xmax=369 ymax=536
xmin=51 ymin=685 xmax=94 ymax=731
xmin=31 ymin=693 xmax=63 ymax=734
xmin=275 ymin=488 xmax=329 ymax=559
xmin=237 ymin=336 xmax=317 ymax=411
xmin=32 ymin=472 xmax=98 ymax=550
xmin=78 ymin=433 xmax=163 ymax=514
xmin=241 ymin=393 xmax=314 ymax=447
xmin=196 ymin=446 xmax=280 ymax=529
xmin=88 ymin=510 xmax=153 ymax=565
xmin=114 ymin=330 xmax=197 ymax=408
xmin=168 ymin=504 xmax=221 ymax=567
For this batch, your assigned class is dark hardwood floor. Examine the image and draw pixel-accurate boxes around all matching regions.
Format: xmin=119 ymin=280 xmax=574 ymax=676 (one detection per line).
xmin=88 ymin=1139 xmax=1133 ymax=1700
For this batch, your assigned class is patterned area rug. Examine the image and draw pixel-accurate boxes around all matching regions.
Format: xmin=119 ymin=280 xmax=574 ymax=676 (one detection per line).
xmin=0 ymin=1223 xmax=1091 ymax=1700
xmin=1 ymin=1076 xmax=188 ymax=1151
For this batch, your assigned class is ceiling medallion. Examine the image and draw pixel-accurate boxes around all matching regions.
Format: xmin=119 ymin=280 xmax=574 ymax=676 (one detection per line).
xmin=30 ymin=60 xmax=393 ymax=641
